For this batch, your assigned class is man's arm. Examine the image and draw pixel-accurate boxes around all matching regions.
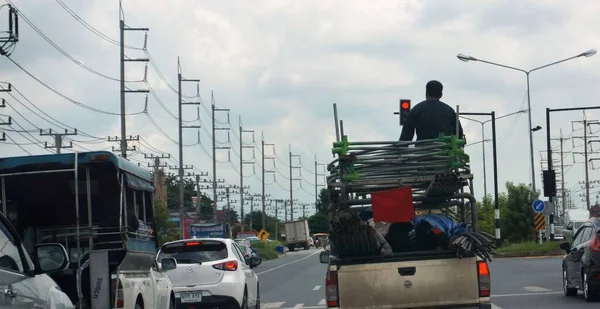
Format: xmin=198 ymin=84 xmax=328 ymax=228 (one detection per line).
xmin=399 ymin=110 xmax=416 ymax=141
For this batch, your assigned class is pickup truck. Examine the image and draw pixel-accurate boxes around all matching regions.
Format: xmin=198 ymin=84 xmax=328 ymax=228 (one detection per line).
xmin=319 ymin=249 xmax=491 ymax=308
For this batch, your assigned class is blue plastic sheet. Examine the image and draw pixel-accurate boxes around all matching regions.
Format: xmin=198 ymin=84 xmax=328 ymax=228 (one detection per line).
xmin=414 ymin=214 xmax=466 ymax=237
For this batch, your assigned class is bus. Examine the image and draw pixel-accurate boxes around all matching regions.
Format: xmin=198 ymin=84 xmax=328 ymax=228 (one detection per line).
xmin=0 ymin=151 xmax=176 ymax=309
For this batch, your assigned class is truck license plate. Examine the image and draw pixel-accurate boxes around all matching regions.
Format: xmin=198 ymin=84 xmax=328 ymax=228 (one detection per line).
xmin=181 ymin=293 xmax=202 ymax=303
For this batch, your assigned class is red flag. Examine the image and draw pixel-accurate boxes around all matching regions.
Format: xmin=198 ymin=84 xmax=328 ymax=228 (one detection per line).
xmin=371 ymin=186 xmax=415 ymax=223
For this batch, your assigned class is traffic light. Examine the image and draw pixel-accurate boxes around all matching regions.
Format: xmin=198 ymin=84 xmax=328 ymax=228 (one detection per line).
xmin=399 ymin=99 xmax=411 ymax=125
xmin=542 ymin=169 xmax=557 ymax=197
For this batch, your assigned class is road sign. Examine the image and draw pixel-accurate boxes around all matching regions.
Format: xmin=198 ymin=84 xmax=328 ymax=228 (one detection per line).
xmin=257 ymin=229 xmax=270 ymax=242
xmin=532 ymin=199 xmax=545 ymax=213
xmin=534 ymin=213 xmax=546 ymax=231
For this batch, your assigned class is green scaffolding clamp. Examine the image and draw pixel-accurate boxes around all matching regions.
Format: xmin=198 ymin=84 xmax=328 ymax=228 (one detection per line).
xmin=332 ymin=135 xmax=350 ymax=156
xmin=437 ymin=133 xmax=470 ymax=168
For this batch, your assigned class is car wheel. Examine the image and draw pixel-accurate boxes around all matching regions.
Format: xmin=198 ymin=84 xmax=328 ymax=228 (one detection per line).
xmin=255 ymin=284 xmax=260 ymax=309
xmin=169 ymin=296 xmax=175 ymax=309
xmin=583 ymin=270 xmax=599 ymax=302
xmin=563 ymin=267 xmax=577 ymax=296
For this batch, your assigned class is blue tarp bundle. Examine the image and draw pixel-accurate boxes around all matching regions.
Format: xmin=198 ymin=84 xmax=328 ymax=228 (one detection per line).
xmin=414 ymin=213 xmax=466 ymax=238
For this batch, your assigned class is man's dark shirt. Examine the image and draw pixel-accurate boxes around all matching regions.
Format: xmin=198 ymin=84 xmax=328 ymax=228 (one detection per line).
xmin=399 ymin=99 xmax=464 ymax=141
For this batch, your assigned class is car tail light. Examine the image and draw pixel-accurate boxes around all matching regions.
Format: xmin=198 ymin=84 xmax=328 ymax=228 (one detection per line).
xmin=185 ymin=241 xmax=202 ymax=246
xmin=477 ymin=261 xmax=491 ymax=297
xmin=111 ymin=277 xmax=124 ymax=308
xmin=591 ymin=232 xmax=600 ymax=252
xmin=212 ymin=260 xmax=238 ymax=271
xmin=325 ymin=266 xmax=339 ymax=307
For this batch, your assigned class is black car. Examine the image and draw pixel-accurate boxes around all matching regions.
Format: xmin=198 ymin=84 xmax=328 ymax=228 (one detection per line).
xmin=560 ymin=218 xmax=600 ymax=302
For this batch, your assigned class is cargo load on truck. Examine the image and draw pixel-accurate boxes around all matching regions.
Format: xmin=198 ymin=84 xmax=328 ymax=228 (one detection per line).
xmin=320 ymin=115 xmax=495 ymax=308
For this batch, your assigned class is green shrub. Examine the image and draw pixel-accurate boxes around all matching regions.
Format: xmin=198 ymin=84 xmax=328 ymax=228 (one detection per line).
xmin=251 ymin=241 xmax=284 ymax=260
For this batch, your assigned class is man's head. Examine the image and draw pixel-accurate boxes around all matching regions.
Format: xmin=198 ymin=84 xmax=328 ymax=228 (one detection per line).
xmin=426 ymin=80 xmax=443 ymax=100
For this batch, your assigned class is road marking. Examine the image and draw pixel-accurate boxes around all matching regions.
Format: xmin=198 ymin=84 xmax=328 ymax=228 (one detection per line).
xmin=491 ymin=305 xmax=502 ymax=309
xmin=522 ymin=286 xmax=551 ymax=292
xmin=318 ymin=299 xmax=326 ymax=305
xmin=291 ymin=303 xmax=304 ymax=309
xmin=257 ymin=250 xmax=323 ymax=275
xmin=262 ymin=302 xmax=286 ymax=308
xmin=313 ymin=285 xmax=321 ymax=290
xmin=492 ymin=291 xmax=562 ymax=297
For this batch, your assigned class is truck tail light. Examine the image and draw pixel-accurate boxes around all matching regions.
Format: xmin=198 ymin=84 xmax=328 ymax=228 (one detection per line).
xmin=325 ymin=266 xmax=339 ymax=307
xmin=212 ymin=260 xmax=238 ymax=271
xmin=477 ymin=261 xmax=491 ymax=297
xmin=111 ymin=277 xmax=124 ymax=308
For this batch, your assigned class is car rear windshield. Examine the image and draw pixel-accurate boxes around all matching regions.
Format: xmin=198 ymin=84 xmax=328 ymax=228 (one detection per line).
xmin=159 ymin=240 xmax=228 ymax=263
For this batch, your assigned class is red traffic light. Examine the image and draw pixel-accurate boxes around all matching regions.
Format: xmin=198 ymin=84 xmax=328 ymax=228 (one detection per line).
xmin=400 ymin=100 xmax=411 ymax=110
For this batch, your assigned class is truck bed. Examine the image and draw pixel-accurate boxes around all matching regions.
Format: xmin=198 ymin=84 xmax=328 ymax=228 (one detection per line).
xmin=332 ymin=251 xmax=487 ymax=309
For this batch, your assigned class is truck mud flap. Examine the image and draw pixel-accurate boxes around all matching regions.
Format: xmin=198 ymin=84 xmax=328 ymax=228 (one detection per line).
xmin=89 ymin=250 xmax=110 ymax=309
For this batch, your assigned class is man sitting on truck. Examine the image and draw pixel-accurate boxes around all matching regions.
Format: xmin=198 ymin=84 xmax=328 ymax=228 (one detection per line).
xmin=399 ymin=80 xmax=465 ymax=141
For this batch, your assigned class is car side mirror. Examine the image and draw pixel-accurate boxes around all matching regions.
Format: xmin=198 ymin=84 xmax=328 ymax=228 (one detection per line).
xmin=566 ymin=226 xmax=573 ymax=231
xmin=559 ymin=242 xmax=571 ymax=252
xmin=319 ymin=250 xmax=330 ymax=264
xmin=160 ymin=258 xmax=177 ymax=272
xmin=34 ymin=243 xmax=69 ymax=274
xmin=248 ymin=257 xmax=262 ymax=268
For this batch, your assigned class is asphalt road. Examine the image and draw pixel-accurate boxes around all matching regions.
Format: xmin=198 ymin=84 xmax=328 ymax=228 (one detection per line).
xmin=255 ymin=251 xmax=599 ymax=309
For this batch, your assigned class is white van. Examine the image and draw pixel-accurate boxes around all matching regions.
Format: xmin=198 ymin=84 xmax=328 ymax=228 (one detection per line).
xmin=564 ymin=209 xmax=590 ymax=242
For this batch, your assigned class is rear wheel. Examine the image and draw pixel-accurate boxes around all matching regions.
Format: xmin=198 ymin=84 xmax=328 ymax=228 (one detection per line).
xmin=288 ymin=245 xmax=295 ymax=252
xmin=563 ymin=267 xmax=577 ymax=296
xmin=583 ymin=270 xmax=599 ymax=302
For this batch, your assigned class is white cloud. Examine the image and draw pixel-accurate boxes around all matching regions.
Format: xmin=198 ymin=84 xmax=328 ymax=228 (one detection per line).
xmin=2 ymin=0 xmax=600 ymax=214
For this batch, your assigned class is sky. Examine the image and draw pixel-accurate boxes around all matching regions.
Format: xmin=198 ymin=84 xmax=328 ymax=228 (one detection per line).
xmin=1 ymin=0 xmax=600 ymax=219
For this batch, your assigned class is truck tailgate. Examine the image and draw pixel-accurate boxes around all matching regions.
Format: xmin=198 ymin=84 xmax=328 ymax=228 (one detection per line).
xmin=337 ymin=256 xmax=480 ymax=308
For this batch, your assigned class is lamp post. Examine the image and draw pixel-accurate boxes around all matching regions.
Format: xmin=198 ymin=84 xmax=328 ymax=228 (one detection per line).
xmin=456 ymin=49 xmax=597 ymax=198
xmin=460 ymin=110 xmax=527 ymax=198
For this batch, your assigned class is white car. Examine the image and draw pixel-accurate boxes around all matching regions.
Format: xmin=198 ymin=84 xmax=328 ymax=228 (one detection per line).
xmin=158 ymin=238 xmax=262 ymax=309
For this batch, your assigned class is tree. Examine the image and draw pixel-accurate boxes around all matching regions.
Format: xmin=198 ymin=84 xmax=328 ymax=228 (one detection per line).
xmin=502 ymin=182 xmax=539 ymax=243
xmin=243 ymin=211 xmax=280 ymax=235
xmin=153 ymin=200 xmax=180 ymax=245
xmin=316 ymin=188 xmax=334 ymax=214
xmin=226 ymin=209 xmax=239 ymax=223
xmin=307 ymin=212 xmax=329 ymax=234
xmin=165 ymin=175 xmax=214 ymax=217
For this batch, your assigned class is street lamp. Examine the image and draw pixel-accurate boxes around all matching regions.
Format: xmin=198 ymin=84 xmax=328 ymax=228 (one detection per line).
xmin=461 ymin=110 xmax=526 ymax=198
xmin=456 ymin=49 xmax=597 ymax=198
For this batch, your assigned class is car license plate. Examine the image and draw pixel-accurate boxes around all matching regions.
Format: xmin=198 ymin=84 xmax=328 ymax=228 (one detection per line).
xmin=181 ymin=292 xmax=202 ymax=303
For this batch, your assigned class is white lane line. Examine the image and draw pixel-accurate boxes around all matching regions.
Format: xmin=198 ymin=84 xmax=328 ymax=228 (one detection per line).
xmin=318 ymin=299 xmax=326 ymax=305
xmin=291 ymin=303 xmax=304 ymax=309
xmin=313 ymin=285 xmax=321 ymax=290
xmin=257 ymin=250 xmax=323 ymax=275
xmin=262 ymin=302 xmax=286 ymax=309
xmin=492 ymin=291 xmax=562 ymax=297
xmin=491 ymin=305 xmax=502 ymax=309
xmin=522 ymin=286 xmax=551 ymax=292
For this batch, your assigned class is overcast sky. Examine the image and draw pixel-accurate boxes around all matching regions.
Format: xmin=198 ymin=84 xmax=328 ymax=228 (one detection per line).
xmin=1 ymin=0 xmax=600 ymax=218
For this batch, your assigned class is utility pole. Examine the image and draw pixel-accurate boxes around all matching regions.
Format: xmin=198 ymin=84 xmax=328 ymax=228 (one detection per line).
xmin=0 ymin=4 xmax=18 ymax=56
xmin=211 ymin=91 xmax=230 ymax=221
xmin=315 ymin=156 xmax=326 ymax=211
xmin=572 ymin=115 xmax=599 ymax=210
xmin=193 ymin=172 xmax=208 ymax=212
xmin=176 ymin=58 xmax=201 ymax=234
xmin=288 ymin=145 xmax=302 ymax=221
xmin=169 ymin=164 xmax=193 ymax=237
xmin=284 ymin=200 xmax=288 ymax=222
xmin=551 ymin=130 xmax=571 ymax=218
xmin=39 ymin=129 xmax=77 ymax=153
xmin=146 ymin=153 xmax=170 ymax=204
xmin=119 ymin=1 xmax=148 ymax=158
xmin=239 ymin=116 xmax=255 ymax=229
xmin=108 ymin=135 xmax=139 ymax=154
xmin=0 ymin=92 xmax=9 ymax=141
xmin=274 ymin=199 xmax=280 ymax=239
xmin=261 ymin=132 xmax=275 ymax=230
